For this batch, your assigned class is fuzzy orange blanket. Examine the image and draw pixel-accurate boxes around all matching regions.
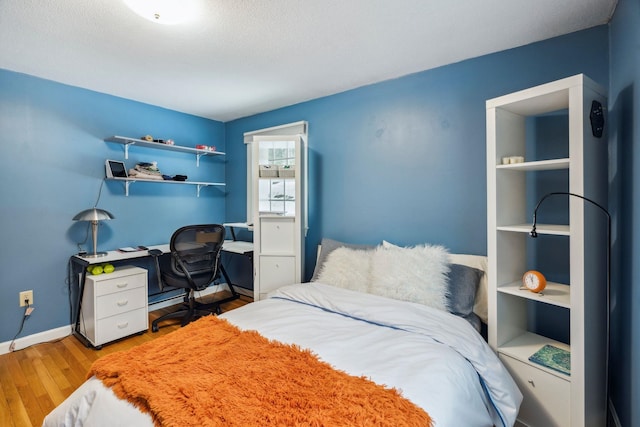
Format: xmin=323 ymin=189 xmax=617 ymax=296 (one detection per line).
xmin=89 ymin=315 xmax=432 ymax=427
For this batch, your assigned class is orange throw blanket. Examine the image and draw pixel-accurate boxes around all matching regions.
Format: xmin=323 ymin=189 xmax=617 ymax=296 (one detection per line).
xmin=89 ymin=316 xmax=433 ymax=427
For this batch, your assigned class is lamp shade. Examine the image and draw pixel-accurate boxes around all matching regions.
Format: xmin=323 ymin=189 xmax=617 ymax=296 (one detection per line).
xmin=73 ymin=208 xmax=115 ymax=258
xmin=73 ymin=208 xmax=115 ymax=222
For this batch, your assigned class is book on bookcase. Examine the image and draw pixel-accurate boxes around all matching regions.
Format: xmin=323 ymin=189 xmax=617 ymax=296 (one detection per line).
xmin=528 ymin=344 xmax=571 ymax=376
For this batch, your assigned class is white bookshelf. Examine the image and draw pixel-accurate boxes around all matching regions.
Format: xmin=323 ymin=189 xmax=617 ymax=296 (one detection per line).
xmin=252 ymin=135 xmax=306 ymax=301
xmin=486 ymin=74 xmax=608 ymax=426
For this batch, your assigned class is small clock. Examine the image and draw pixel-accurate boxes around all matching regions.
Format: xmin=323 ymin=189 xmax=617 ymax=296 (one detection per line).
xmin=522 ymin=270 xmax=547 ymax=293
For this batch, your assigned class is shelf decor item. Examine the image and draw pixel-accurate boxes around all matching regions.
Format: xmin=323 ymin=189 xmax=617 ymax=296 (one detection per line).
xmin=522 ymin=270 xmax=547 ymax=293
xmin=529 ymin=344 xmax=571 ymax=376
xmin=73 ymin=208 xmax=115 ymax=258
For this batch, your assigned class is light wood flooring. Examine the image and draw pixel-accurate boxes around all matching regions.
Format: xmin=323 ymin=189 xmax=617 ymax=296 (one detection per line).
xmin=0 ymin=292 xmax=252 ymax=427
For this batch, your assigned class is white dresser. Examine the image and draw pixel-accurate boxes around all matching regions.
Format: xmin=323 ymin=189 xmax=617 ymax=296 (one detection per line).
xmin=79 ymin=266 xmax=148 ymax=348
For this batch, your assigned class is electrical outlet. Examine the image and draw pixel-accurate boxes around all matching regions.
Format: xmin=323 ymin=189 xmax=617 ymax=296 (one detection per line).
xmin=19 ymin=290 xmax=33 ymax=307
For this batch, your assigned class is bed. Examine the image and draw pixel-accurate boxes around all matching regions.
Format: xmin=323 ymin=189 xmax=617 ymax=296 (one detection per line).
xmin=43 ymin=239 xmax=521 ymax=427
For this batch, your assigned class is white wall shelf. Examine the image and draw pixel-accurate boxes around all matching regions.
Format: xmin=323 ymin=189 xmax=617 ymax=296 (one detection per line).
xmin=104 ymin=135 xmax=225 ymax=196
xmin=106 ymin=176 xmax=225 ymax=197
xmin=105 ymin=135 xmax=225 ymax=166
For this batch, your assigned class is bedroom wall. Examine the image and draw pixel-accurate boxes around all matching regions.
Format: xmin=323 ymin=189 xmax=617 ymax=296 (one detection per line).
xmin=608 ymin=0 xmax=639 ymax=425
xmin=0 ymin=70 xmax=226 ymax=344
xmin=224 ymin=26 xmax=609 ymax=282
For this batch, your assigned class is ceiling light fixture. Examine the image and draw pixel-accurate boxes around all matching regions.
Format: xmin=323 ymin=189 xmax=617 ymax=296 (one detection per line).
xmin=122 ymin=0 xmax=200 ymax=25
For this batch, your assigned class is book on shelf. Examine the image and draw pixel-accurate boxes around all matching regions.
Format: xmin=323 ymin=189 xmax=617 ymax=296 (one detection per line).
xmin=528 ymin=344 xmax=571 ymax=376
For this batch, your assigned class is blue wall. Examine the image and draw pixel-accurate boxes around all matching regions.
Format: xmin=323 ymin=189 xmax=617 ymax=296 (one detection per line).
xmin=225 ymin=26 xmax=609 ymax=281
xmin=0 ymin=70 xmax=226 ymax=342
xmin=608 ymin=0 xmax=640 ymax=425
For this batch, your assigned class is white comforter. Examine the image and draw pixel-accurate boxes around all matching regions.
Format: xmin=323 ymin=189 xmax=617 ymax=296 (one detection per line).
xmin=43 ymin=283 xmax=521 ymax=427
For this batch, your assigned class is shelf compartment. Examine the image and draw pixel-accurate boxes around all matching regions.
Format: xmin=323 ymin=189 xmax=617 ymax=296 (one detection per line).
xmin=498 ymin=331 xmax=571 ymax=381
xmin=497 ymin=223 xmax=569 ymax=236
xmin=498 ymin=281 xmax=570 ymax=308
xmin=107 ymin=177 xmax=225 ymax=197
xmin=496 ymin=158 xmax=569 ymax=171
xmin=105 ymin=136 xmax=225 ymax=166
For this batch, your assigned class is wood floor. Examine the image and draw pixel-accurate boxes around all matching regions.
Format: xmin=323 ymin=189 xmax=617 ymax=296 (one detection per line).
xmin=0 ymin=293 xmax=252 ymax=427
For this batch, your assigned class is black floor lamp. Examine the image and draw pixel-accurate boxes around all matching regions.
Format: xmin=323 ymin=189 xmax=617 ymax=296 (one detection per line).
xmin=530 ymin=191 xmax=611 ymax=421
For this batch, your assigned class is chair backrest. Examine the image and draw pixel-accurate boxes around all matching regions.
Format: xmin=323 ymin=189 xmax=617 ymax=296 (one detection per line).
xmin=169 ymin=224 xmax=225 ymax=289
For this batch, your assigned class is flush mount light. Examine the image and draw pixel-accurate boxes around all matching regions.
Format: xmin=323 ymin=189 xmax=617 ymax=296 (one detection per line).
xmin=123 ymin=0 xmax=200 ymax=25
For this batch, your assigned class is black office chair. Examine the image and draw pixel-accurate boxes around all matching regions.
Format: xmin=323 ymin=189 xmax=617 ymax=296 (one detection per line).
xmin=149 ymin=224 xmax=240 ymax=332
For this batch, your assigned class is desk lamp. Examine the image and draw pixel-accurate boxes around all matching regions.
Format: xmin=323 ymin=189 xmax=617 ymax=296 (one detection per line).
xmin=73 ymin=208 xmax=115 ymax=258
xmin=530 ymin=191 xmax=611 ymax=421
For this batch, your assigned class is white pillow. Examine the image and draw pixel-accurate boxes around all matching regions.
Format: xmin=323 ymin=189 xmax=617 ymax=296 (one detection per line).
xmin=316 ymin=247 xmax=371 ymax=293
xmin=369 ymin=244 xmax=450 ymax=311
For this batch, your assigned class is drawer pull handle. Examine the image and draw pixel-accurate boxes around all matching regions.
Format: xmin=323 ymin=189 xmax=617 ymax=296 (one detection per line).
xmin=117 ymin=322 xmax=129 ymax=329
xmin=527 ymin=379 xmax=535 ymax=387
xmin=117 ymin=300 xmax=129 ymax=307
xmin=116 ymin=282 xmax=129 ymax=288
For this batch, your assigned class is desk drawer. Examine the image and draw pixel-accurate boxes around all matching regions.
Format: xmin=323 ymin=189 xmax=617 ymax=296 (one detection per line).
xmin=94 ymin=309 xmax=148 ymax=346
xmin=96 ymin=287 xmax=147 ymax=320
xmin=93 ymin=269 xmax=147 ymax=297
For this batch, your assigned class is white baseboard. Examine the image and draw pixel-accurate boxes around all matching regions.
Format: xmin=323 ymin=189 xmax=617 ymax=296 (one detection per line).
xmin=1 ymin=283 xmax=239 ymax=356
xmin=0 ymin=325 xmax=72 ymax=355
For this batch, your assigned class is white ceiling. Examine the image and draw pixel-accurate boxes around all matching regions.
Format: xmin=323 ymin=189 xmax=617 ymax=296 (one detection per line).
xmin=0 ymin=0 xmax=617 ymax=122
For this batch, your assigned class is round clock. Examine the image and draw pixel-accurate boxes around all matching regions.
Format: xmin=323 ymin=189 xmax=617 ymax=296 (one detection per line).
xmin=522 ymin=270 xmax=547 ymax=293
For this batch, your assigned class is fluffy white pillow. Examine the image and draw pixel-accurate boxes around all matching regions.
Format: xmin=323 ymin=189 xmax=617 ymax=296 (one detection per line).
xmin=369 ymin=244 xmax=450 ymax=311
xmin=316 ymin=247 xmax=372 ymax=293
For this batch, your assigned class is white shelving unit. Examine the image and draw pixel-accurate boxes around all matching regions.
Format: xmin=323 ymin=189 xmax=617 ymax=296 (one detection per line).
xmin=104 ymin=136 xmax=225 ymax=196
xmin=486 ymin=74 xmax=608 ymax=426
xmin=252 ymin=135 xmax=306 ymax=301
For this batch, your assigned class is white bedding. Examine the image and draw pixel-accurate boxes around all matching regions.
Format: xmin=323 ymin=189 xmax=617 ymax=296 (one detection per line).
xmin=44 ymin=283 xmax=521 ymax=427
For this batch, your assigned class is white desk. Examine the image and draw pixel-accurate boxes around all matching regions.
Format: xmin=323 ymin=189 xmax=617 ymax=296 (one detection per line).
xmin=72 ymin=244 xmax=170 ymax=265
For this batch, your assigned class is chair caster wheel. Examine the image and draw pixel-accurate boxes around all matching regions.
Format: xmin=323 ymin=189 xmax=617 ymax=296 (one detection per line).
xmin=216 ymin=306 xmax=222 ymax=315
xmin=152 ymin=324 xmax=159 ymax=333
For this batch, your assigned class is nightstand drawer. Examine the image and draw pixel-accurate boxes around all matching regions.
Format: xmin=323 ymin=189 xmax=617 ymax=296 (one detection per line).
xmin=93 ymin=269 xmax=147 ymax=296
xmin=94 ymin=309 xmax=148 ymax=345
xmin=96 ymin=286 xmax=147 ymax=319
xmin=259 ymin=217 xmax=295 ymax=253
xmin=501 ymin=354 xmax=570 ymax=427
xmin=258 ymin=255 xmax=295 ymax=292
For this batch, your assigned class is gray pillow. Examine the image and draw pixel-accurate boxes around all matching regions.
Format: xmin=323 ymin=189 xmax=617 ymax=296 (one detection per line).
xmin=311 ymin=238 xmax=377 ymax=281
xmin=446 ymin=263 xmax=484 ymax=331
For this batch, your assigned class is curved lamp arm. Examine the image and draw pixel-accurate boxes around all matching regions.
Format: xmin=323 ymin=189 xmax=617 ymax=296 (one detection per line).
xmin=530 ymin=192 xmax=610 ymax=237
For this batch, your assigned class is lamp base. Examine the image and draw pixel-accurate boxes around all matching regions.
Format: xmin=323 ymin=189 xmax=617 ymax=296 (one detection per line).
xmin=81 ymin=252 xmax=109 ymax=258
